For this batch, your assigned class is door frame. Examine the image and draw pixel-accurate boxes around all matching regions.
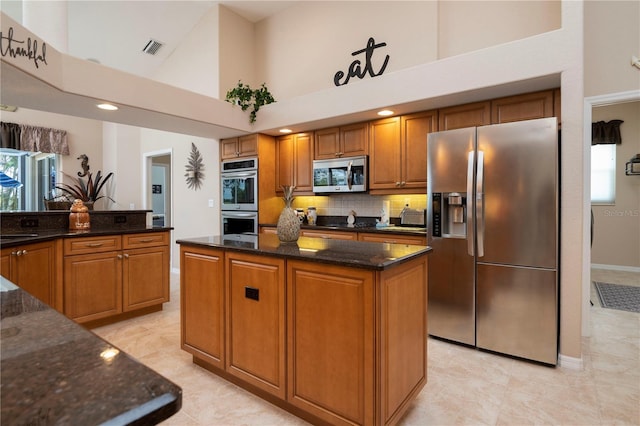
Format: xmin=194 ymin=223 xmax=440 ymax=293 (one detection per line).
xmin=582 ymin=89 xmax=640 ymax=336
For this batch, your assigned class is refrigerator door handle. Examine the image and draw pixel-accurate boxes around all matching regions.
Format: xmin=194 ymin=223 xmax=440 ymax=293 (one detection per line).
xmin=476 ymin=151 xmax=485 ymax=257
xmin=467 ymin=151 xmax=475 ymax=256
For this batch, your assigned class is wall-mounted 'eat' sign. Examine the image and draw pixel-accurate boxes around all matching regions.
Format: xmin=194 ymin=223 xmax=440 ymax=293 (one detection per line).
xmin=334 ymin=37 xmax=390 ymax=87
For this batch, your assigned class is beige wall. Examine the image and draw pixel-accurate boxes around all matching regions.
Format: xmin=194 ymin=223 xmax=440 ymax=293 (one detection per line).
xmin=254 ymin=1 xmax=438 ymax=100
xmin=584 ymin=1 xmax=640 ymax=98
xmin=219 ymin=5 xmax=256 ymax=98
xmin=591 ymin=101 xmax=640 ymax=268
xmin=152 ymin=6 xmax=219 ymax=99
xmin=437 ymin=1 xmax=560 ymax=58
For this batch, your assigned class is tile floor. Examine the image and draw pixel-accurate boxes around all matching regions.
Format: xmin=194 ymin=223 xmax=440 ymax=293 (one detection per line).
xmin=93 ymin=268 xmax=640 ymax=425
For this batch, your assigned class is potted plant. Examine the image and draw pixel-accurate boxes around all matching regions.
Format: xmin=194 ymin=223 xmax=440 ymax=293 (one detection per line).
xmin=54 ymin=170 xmax=114 ymax=209
xmin=225 ymin=81 xmax=276 ymax=124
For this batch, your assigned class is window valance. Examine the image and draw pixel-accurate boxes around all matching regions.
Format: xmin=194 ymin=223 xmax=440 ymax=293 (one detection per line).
xmin=0 ymin=122 xmax=70 ymax=155
xmin=592 ymin=120 xmax=624 ymax=145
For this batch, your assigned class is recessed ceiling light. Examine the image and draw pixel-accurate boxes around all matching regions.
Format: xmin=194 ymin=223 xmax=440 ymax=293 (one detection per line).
xmin=279 ymin=128 xmax=292 ymax=133
xmin=97 ymin=103 xmax=118 ymax=111
xmin=377 ymin=109 xmax=394 ymax=116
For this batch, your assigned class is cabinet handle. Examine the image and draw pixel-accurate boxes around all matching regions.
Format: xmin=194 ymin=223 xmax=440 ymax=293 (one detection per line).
xmin=85 ymin=243 xmax=104 ymax=248
xmin=395 ymin=182 xmax=401 ymax=186
xmin=21 ymin=249 xmax=27 ymax=255
xmin=138 ymin=238 xmax=154 ymax=243
xmin=117 ymin=254 xmax=123 ymax=259
xmin=124 ymin=254 xmax=129 ymax=259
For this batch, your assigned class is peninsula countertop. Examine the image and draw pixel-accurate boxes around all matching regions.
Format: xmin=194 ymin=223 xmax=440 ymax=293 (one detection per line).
xmin=177 ymin=233 xmax=431 ymax=270
xmin=0 ymin=276 xmax=182 ymax=425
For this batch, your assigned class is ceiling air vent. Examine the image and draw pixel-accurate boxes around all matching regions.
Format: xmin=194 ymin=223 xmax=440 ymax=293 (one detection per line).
xmin=142 ymin=39 xmax=163 ymax=55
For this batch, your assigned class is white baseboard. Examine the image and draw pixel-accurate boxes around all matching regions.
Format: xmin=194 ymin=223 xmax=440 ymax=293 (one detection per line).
xmin=558 ymin=354 xmax=583 ymax=370
xmin=591 ymin=263 xmax=640 ymax=273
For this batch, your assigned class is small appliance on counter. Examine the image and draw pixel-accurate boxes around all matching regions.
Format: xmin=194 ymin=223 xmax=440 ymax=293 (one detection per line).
xmin=400 ymin=207 xmax=426 ymax=226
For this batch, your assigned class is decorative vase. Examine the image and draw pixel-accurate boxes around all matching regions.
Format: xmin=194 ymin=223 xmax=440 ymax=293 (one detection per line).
xmin=69 ymin=199 xmax=91 ymax=231
xmin=276 ymin=186 xmax=300 ymax=242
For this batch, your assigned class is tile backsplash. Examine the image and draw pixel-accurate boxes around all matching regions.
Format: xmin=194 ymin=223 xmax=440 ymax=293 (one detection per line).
xmin=291 ymin=194 xmax=427 ymax=220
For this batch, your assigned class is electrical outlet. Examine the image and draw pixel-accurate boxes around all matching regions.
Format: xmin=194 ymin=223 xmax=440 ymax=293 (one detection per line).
xmin=208 ymin=199 xmax=214 ymax=208
xmin=114 ymin=216 xmax=127 ymax=224
xmin=404 ymin=198 xmax=410 ymax=207
xmin=20 ymin=218 xmax=39 ymax=228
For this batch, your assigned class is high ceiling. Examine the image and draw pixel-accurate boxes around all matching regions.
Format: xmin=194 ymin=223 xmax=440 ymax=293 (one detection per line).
xmin=2 ymin=1 xmax=292 ymax=79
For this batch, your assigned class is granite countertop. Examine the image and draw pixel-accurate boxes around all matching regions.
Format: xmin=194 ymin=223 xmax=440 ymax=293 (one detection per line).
xmin=177 ymin=233 xmax=431 ymax=271
xmin=0 ymin=226 xmax=172 ymax=248
xmin=0 ymin=276 xmax=182 ymax=425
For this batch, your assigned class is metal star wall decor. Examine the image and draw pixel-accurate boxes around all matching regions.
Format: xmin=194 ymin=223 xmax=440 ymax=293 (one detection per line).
xmin=185 ymin=142 xmax=204 ymax=190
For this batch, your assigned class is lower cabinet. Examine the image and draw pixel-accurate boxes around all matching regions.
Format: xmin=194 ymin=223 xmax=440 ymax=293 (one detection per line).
xmin=179 ymin=245 xmax=428 ymax=425
xmin=181 ymin=246 xmax=225 ymax=369
xmin=1 ymin=240 xmax=61 ymax=310
xmin=226 ymin=252 xmax=286 ymax=399
xmin=64 ymin=231 xmax=169 ymax=324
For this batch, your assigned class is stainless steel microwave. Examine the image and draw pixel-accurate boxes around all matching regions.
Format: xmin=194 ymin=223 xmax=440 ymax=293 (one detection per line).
xmin=312 ymin=155 xmax=367 ymax=193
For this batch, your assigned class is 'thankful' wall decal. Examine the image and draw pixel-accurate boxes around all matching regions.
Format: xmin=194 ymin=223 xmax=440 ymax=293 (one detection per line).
xmin=334 ymin=37 xmax=389 ymax=87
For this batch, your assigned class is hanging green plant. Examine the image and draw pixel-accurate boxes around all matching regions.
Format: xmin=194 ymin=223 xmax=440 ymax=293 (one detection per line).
xmin=225 ymin=81 xmax=276 ymax=124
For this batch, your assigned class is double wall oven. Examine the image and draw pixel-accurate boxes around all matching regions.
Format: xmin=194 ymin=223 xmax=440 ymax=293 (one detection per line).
xmin=221 ymin=157 xmax=258 ymax=236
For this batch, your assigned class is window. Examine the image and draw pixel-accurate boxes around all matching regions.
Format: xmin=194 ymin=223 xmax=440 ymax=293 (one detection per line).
xmin=590 ymin=144 xmax=616 ymax=204
xmin=0 ymin=149 xmax=58 ymax=211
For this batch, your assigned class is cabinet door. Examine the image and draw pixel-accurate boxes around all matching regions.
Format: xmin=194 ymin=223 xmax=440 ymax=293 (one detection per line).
xmin=358 ymin=232 xmax=426 ymax=245
xmin=438 ymin=101 xmax=491 ymax=130
xmin=122 ymin=245 xmax=169 ymax=312
xmin=238 ymin=134 xmax=259 ymax=157
xmin=287 ymin=260 xmax=375 ymax=425
xmin=401 ymin=111 xmax=436 ymax=190
xmin=491 ymin=90 xmax=554 ymax=124
xmin=64 ymin=252 xmax=122 ymax=323
xmin=181 ymin=246 xmax=225 ymax=368
xmin=276 ymin=133 xmax=314 ymax=193
xmin=5 ymin=241 xmax=57 ymax=306
xmin=226 ymin=252 xmax=286 ymax=399
xmin=293 ymin=132 xmax=313 ymax=192
xmin=300 ymin=229 xmax=357 ymax=240
xmin=276 ymin=134 xmax=294 ymax=190
xmin=314 ymin=127 xmax=341 ymax=159
xmin=341 ymin=122 xmax=368 ymax=157
xmin=369 ymin=116 xmax=401 ymax=191
xmin=1 ymin=248 xmax=13 ymax=281
xmin=220 ymin=138 xmax=239 ymax=160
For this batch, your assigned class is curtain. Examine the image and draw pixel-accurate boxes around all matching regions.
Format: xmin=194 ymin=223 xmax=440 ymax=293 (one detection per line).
xmin=0 ymin=122 xmax=21 ymax=150
xmin=0 ymin=122 xmax=69 ymax=155
xmin=592 ymin=120 xmax=624 ymax=145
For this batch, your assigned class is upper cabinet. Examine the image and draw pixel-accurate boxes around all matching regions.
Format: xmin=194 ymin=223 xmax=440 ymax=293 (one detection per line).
xmin=369 ymin=110 xmax=436 ymax=194
xmin=220 ymin=134 xmax=259 ymax=160
xmin=438 ymin=101 xmax=491 ymax=131
xmin=314 ymin=122 xmax=368 ymax=159
xmin=276 ymin=132 xmax=314 ymax=194
xmin=491 ymin=90 xmax=555 ymax=124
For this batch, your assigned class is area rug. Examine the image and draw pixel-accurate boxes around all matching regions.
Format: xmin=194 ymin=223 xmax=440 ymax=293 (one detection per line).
xmin=594 ymin=282 xmax=640 ymax=313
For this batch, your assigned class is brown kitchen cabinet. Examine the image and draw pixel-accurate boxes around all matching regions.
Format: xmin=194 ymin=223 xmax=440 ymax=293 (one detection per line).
xmin=226 ymin=252 xmax=286 ymax=399
xmin=438 ymin=101 xmax=491 ymax=131
xmin=358 ymin=232 xmax=426 ymax=246
xmin=314 ymin=122 xmax=368 ymax=159
xmin=220 ymin=134 xmax=259 ymax=159
xmin=369 ymin=111 xmax=436 ymax=194
xmin=181 ymin=246 xmax=225 ymax=369
xmin=300 ymin=229 xmax=357 ymax=240
xmin=1 ymin=240 xmax=61 ymax=310
xmin=276 ymin=132 xmax=314 ymax=194
xmin=491 ymin=90 xmax=555 ymax=124
xmin=63 ymin=231 xmax=170 ymax=325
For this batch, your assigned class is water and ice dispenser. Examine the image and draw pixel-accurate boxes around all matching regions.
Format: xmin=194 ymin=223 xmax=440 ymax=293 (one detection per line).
xmin=431 ymin=192 xmax=466 ymax=238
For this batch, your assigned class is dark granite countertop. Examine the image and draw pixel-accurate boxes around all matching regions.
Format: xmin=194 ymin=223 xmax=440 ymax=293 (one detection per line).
xmin=0 ymin=276 xmax=182 ymax=425
xmin=177 ymin=233 xmax=431 ymax=271
xmin=0 ymin=226 xmax=172 ymax=248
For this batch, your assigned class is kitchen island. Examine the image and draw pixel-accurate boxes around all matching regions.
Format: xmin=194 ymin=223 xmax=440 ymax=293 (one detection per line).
xmin=0 ymin=276 xmax=182 ymax=425
xmin=177 ymin=233 xmax=430 ymax=426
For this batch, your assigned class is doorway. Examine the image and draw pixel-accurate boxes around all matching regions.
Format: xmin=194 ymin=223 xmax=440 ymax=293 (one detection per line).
xmin=143 ymin=150 xmax=172 ymax=228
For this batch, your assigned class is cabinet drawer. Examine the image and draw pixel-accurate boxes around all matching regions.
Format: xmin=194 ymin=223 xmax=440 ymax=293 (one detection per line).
xmin=123 ymin=231 xmax=169 ymax=249
xmin=358 ymin=233 xmax=426 ymax=245
xmin=64 ymin=235 xmax=122 ymax=255
xmin=300 ymin=230 xmax=357 ymax=240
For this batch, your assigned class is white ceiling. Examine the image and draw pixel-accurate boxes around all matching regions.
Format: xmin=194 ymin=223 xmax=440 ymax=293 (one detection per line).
xmin=3 ymin=1 xmax=292 ymax=79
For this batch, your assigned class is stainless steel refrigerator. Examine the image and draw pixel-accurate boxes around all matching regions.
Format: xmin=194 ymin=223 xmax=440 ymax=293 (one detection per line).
xmin=427 ymin=117 xmax=558 ymax=365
